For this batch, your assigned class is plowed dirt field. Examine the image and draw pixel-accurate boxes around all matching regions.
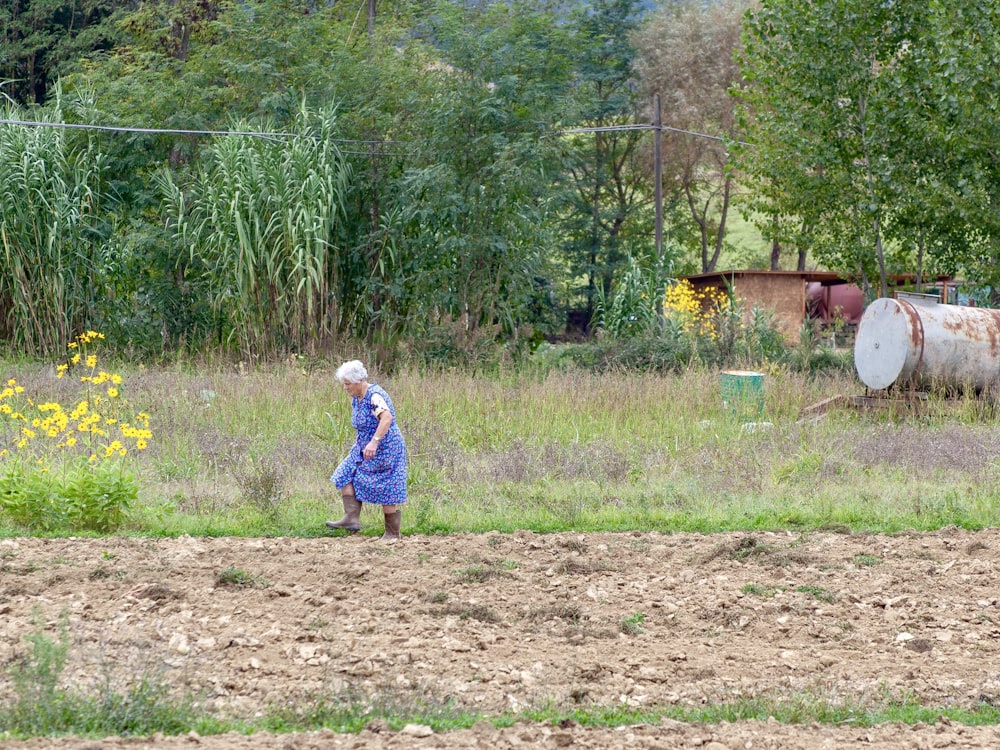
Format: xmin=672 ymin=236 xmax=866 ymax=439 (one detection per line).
xmin=4 ymin=528 xmax=1000 ymax=749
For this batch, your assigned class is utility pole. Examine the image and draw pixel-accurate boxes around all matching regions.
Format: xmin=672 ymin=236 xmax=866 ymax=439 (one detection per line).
xmin=368 ymin=0 xmax=375 ymax=38
xmin=653 ymin=93 xmax=663 ymax=259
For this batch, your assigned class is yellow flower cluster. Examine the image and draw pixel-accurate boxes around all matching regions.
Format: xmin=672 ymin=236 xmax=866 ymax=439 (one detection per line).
xmin=663 ymin=280 xmax=732 ymax=338
xmin=0 ymin=331 xmax=152 ymax=465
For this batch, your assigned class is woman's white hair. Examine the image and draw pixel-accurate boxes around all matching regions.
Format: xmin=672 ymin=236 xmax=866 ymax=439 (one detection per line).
xmin=335 ymin=360 xmax=368 ymax=384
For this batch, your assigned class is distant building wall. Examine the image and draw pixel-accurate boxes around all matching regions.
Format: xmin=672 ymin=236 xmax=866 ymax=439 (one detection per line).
xmin=681 ymin=270 xmax=960 ymax=344
xmin=684 ymin=270 xmax=817 ymax=342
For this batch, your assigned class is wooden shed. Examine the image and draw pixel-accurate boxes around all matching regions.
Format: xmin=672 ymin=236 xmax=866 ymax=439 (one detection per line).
xmin=682 ymin=270 xmax=859 ymax=342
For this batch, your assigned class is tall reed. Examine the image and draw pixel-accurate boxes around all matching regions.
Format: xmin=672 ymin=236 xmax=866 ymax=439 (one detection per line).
xmin=160 ymin=106 xmax=350 ymax=360
xmin=0 ymin=100 xmax=105 ymax=356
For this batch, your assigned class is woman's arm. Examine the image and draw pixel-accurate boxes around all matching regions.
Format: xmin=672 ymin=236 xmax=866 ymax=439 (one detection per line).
xmin=363 ymin=410 xmax=393 ymax=459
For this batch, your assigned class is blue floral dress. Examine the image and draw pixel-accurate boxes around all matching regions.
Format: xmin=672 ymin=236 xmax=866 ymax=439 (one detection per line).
xmin=331 ymin=384 xmax=408 ymax=506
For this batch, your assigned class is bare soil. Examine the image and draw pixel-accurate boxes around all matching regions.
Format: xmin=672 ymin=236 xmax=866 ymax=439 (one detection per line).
xmin=3 ymin=528 xmax=1000 ymax=749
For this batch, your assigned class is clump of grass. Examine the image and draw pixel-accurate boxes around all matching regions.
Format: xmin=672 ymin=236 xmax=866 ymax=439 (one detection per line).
xmin=620 ymin=611 xmax=646 ymax=635
xmin=723 ymin=536 xmax=776 ymax=561
xmin=454 ymin=565 xmax=510 ymax=584
xmin=557 ymin=558 xmax=612 ymax=575
xmin=453 ymin=556 xmax=518 ymax=583
xmin=232 ymin=455 xmax=288 ymax=519
xmin=853 ymin=553 xmax=882 ymax=568
xmin=742 ymin=583 xmax=784 ymax=598
xmin=437 ymin=603 xmax=503 ymax=624
xmin=795 ymin=584 xmax=835 ymax=603
xmin=559 ymin=538 xmax=588 ymax=553
xmin=215 ymin=566 xmax=270 ymax=588
xmin=526 ymin=604 xmax=585 ymax=624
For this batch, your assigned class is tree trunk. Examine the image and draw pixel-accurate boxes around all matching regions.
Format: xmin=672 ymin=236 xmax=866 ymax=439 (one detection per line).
xmin=707 ymin=176 xmax=732 ymax=273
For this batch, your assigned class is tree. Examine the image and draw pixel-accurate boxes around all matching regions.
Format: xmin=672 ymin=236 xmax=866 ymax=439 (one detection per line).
xmin=736 ymin=0 xmax=917 ymax=296
xmin=0 ymin=0 xmax=123 ymax=105
xmin=557 ymin=0 xmax=650 ymax=329
xmin=736 ymin=0 xmax=1000 ymax=299
xmin=632 ymin=0 xmax=753 ymax=273
xmin=884 ymin=1 xmax=1000 ymax=296
xmin=384 ymin=0 xmax=572 ymax=345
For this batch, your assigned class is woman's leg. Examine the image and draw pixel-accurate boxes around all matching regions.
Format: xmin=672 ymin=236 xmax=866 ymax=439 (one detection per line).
xmin=326 ymin=483 xmax=362 ymax=531
xmin=381 ymin=505 xmax=402 ymax=541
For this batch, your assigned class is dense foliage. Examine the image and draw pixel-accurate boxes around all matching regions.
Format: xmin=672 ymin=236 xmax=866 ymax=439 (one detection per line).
xmin=736 ymin=0 xmax=1000 ymax=299
xmin=0 ymin=0 xmax=997 ymax=361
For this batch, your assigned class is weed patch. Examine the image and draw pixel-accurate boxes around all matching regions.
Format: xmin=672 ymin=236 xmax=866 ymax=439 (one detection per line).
xmin=215 ymin=566 xmax=270 ymax=588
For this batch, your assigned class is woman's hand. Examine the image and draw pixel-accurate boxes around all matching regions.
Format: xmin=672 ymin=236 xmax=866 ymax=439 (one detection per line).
xmin=363 ymin=440 xmax=379 ymax=460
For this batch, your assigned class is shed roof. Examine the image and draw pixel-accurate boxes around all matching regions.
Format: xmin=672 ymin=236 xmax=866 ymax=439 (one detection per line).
xmin=682 ymin=269 xmax=849 ymax=285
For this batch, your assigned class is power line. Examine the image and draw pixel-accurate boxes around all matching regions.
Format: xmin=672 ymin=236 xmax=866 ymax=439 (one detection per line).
xmin=0 ymin=118 xmax=405 ymax=148
xmin=558 ymin=123 xmax=751 ymax=148
xmin=2 ymin=116 xmax=741 ymax=148
xmin=0 ymin=118 xmax=297 ymax=141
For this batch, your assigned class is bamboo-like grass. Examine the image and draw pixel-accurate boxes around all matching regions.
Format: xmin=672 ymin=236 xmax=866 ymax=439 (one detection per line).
xmin=4 ymin=359 xmax=998 ymax=537
xmin=0 ymin=103 xmax=104 ymax=356
xmin=159 ymin=107 xmax=350 ymax=361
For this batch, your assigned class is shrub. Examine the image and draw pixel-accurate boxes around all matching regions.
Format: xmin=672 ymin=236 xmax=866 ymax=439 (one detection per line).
xmin=0 ymin=331 xmax=152 ymax=532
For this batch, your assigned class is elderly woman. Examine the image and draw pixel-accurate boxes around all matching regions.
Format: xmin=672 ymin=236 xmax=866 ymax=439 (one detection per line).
xmin=326 ymin=360 xmax=408 ymax=540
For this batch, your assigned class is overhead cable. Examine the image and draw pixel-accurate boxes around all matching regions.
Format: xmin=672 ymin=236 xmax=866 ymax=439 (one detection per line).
xmin=0 ymin=118 xmax=404 ymax=147
xmin=557 ymin=123 xmax=751 ymax=147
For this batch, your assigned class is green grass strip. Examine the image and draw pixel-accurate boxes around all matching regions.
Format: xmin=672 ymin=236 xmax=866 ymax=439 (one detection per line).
xmin=7 ymin=691 xmax=1000 ymax=740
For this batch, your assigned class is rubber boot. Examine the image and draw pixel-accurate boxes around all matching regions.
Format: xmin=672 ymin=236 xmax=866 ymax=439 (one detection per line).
xmin=326 ymin=493 xmax=362 ymax=532
xmin=381 ymin=509 xmax=402 ymax=541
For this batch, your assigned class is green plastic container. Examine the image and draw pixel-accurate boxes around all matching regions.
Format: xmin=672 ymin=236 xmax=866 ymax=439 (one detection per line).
xmin=720 ymin=370 xmax=765 ymax=420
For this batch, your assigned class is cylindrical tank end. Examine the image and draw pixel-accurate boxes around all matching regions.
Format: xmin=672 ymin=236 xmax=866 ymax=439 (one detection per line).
xmin=853 ymin=298 xmax=922 ymax=391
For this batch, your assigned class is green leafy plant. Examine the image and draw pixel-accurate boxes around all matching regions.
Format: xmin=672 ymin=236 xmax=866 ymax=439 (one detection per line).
xmin=596 ymin=253 xmax=675 ymax=338
xmin=0 ymin=101 xmax=107 ymax=358
xmin=159 ymin=106 xmax=350 ymax=360
xmin=6 ymin=611 xmax=72 ymax=734
xmin=620 ymin=611 xmax=646 ymax=635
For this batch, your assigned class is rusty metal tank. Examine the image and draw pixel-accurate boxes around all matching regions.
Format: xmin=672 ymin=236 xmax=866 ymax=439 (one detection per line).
xmin=853 ymin=295 xmax=1000 ymax=391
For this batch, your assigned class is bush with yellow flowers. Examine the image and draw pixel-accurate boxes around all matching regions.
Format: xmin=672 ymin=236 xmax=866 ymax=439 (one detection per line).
xmin=662 ymin=279 xmax=732 ymax=339
xmin=0 ymin=331 xmax=152 ymax=532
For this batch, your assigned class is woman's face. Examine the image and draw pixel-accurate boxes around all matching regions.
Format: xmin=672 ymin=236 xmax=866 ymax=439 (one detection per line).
xmin=342 ymin=379 xmax=367 ymax=398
